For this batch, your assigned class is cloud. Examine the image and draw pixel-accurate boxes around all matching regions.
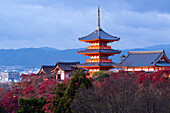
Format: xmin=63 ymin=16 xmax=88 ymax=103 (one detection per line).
xmin=121 ymin=0 xmax=170 ymax=13
xmin=103 ymin=10 xmax=170 ymax=49
xmin=0 ymin=0 xmax=169 ymax=49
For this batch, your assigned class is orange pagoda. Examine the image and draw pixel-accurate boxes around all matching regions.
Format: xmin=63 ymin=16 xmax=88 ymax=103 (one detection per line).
xmin=77 ymin=7 xmax=121 ymax=76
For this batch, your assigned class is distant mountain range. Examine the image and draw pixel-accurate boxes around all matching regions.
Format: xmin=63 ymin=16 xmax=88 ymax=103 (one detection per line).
xmin=0 ymin=44 xmax=169 ymax=68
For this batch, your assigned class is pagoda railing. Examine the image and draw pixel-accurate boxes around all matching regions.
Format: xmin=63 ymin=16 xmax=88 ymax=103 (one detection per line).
xmin=86 ymin=58 xmax=112 ymax=62
xmin=87 ymin=45 xmax=111 ymax=49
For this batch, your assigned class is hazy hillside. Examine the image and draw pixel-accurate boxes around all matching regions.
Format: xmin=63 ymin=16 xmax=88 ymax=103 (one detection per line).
xmin=0 ymin=48 xmax=87 ymax=67
xmin=0 ymin=44 xmax=169 ymax=67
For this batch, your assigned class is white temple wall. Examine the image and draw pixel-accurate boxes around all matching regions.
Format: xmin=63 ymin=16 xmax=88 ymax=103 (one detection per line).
xmin=61 ymin=71 xmax=65 ymax=80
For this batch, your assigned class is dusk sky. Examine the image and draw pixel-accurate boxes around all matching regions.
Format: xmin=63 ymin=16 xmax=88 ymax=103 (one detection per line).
xmin=0 ymin=0 xmax=170 ymax=50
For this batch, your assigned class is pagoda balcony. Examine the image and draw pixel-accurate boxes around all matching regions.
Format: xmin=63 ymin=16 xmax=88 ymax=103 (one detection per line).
xmin=100 ymin=59 xmax=112 ymax=62
xmin=87 ymin=45 xmax=111 ymax=49
xmin=86 ymin=58 xmax=112 ymax=62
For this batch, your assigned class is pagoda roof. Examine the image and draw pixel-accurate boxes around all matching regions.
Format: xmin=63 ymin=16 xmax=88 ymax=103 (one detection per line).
xmin=77 ymin=62 xmax=115 ymax=67
xmin=79 ymin=28 xmax=120 ymax=41
xmin=117 ymin=50 xmax=170 ymax=67
xmin=78 ymin=49 xmax=121 ymax=54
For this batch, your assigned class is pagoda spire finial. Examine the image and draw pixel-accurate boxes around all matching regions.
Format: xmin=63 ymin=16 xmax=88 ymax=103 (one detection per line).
xmin=98 ymin=6 xmax=100 ymax=29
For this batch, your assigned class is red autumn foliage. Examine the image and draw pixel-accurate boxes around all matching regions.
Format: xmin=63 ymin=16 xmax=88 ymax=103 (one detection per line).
xmin=72 ymin=70 xmax=169 ymax=113
xmin=0 ymin=73 xmax=58 ymax=113
xmin=62 ymin=77 xmax=71 ymax=86
xmin=0 ymin=70 xmax=169 ymax=113
xmin=0 ymin=91 xmax=19 ymax=112
xmin=94 ymin=70 xmax=169 ymax=89
xmin=0 ymin=83 xmax=10 ymax=101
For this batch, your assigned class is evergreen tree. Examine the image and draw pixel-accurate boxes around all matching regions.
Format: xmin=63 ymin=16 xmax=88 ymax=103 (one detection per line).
xmin=17 ymin=97 xmax=46 ymax=113
xmin=93 ymin=71 xmax=110 ymax=82
xmin=58 ymin=70 xmax=92 ymax=113
xmin=50 ymin=83 xmax=67 ymax=113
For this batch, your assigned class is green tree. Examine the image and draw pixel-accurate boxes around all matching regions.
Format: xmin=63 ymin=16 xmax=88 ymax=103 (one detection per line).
xmin=58 ymin=70 xmax=92 ymax=113
xmin=93 ymin=71 xmax=110 ymax=82
xmin=17 ymin=97 xmax=46 ymax=113
xmin=50 ymin=83 xmax=67 ymax=113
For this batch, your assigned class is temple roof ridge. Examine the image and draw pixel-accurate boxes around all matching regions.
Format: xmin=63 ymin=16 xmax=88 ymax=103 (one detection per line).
xmin=128 ymin=50 xmax=164 ymax=54
xmin=41 ymin=65 xmax=55 ymax=68
xmin=56 ymin=61 xmax=80 ymax=65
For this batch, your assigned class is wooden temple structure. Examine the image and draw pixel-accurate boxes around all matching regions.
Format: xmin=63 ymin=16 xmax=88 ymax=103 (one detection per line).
xmin=77 ymin=7 xmax=121 ymax=76
xmin=115 ymin=50 xmax=170 ymax=72
xmin=38 ymin=62 xmax=80 ymax=80
xmin=38 ymin=65 xmax=55 ymax=79
xmin=51 ymin=62 xmax=80 ymax=80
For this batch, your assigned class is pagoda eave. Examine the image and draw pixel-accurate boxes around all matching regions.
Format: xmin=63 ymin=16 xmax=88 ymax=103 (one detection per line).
xmin=77 ymin=62 xmax=115 ymax=66
xmin=77 ymin=65 xmax=113 ymax=68
xmin=79 ymin=38 xmax=120 ymax=43
xmin=78 ymin=52 xmax=120 ymax=56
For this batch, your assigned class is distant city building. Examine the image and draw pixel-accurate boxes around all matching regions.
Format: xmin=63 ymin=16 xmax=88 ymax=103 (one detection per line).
xmin=1 ymin=72 xmax=20 ymax=82
xmin=20 ymin=68 xmax=40 ymax=75
xmin=115 ymin=50 xmax=170 ymax=72
xmin=0 ymin=66 xmax=40 ymax=83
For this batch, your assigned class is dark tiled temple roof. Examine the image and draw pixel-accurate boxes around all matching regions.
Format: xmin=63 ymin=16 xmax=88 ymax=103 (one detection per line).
xmin=77 ymin=62 xmax=115 ymax=67
xmin=78 ymin=49 xmax=121 ymax=54
xmin=38 ymin=65 xmax=55 ymax=75
xmin=79 ymin=28 xmax=120 ymax=41
xmin=55 ymin=62 xmax=80 ymax=71
xmin=119 ymin=50 xmax=170 ymax=67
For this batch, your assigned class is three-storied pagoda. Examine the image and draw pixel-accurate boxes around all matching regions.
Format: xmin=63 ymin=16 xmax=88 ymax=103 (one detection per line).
xmin=77 ymin=7 xmax=121 ymax=76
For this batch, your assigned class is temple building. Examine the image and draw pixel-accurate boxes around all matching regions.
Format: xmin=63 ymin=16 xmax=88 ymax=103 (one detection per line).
xmin=77 ymin=7 xmax=121 ymax=76
xmin=116 ymin=50 xmax=170 ymax=72
xmin=38 ymin=65 xmax=55 ymax=79
xmin=51 ymin=62 xmax=80 ymax=80
xmin=38 ymin=62 xmax=80 ymax=80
